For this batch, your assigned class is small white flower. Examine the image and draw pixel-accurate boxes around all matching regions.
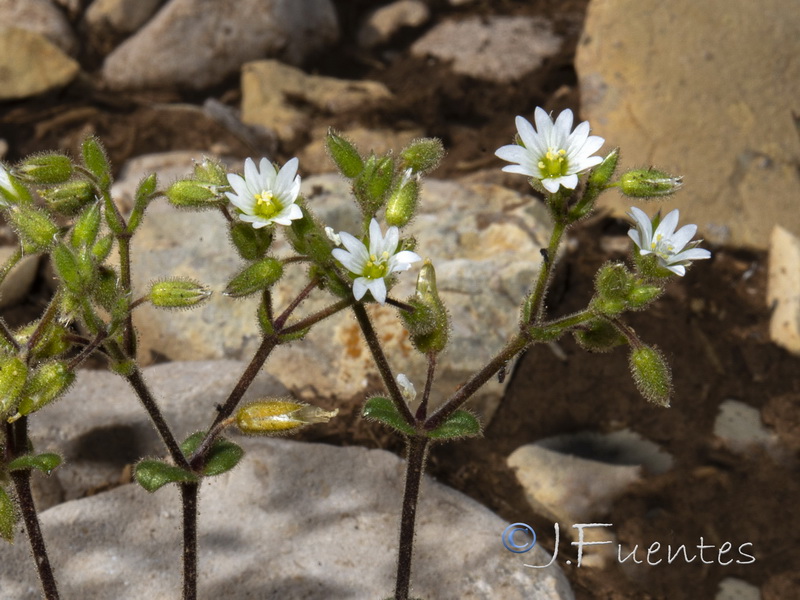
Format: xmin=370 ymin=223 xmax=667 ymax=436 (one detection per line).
xmin=627 ymin=207 xmax=711 ymax=276
xmin=332 ymin=218 xmax=421 ymax=304
xmin=324 ymin=226 xmax=341 ymax=246
xmin=495 ymin=108 xmax=605 ymax=193
xmin=225 ymin=157 xmax=302 ymax=228
xmin=0 ymin=163 xmax=18 ymax=205
xmin=396 ymin=374 xmax=417 ymax=404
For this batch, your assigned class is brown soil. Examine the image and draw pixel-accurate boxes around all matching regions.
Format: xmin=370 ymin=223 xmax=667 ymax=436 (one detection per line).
xmin=2 ymin=1 xmax=798 ymax=599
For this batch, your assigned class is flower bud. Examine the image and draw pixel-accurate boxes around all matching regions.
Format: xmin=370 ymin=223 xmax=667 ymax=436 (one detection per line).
xmin=595 ymin=262 xmax=634 ymax=302
xmin=0 ymin=356 xmax=28 ymax=414
xmin=619 ymin=168 xmax=682 ymax=198
xmin=570 ymin=148 xmax=619 ymax=220
xmin=400 ymin=138 xmax=444 ymax=174
xmin=626 ymin=283 xmax=663 ymax=309
xmin=235 ymin=399 xmax=338 ymax=434
xmin=149 ymin=278 xmax=211 ymax=309
xmin=224 ymin=257 xmax=283 ymax=297
xmin=127 ymin=174 xmax=158 ymax=233
xmin=193 ymin=157 xmax=229 ymax=186
xmin=166 ymin=180 xmax=221 ymax=208
xmin=229 ymin=221 xmax=273 ymax=260
xmin=385 ymin=174 xmax=419 ymax=228
xmin=0 ymin=163 xmax=32 ymax=206
xmin=7 ymin=206 xmax=59 ymax=252
xmin=402 ymin=261 xmax=449 ymax=354
xmin=16 ymin=322 xmax=71 ymax=359
xmin=91 ymin=234 xmax=114 ymax=263
xmin=629 ymin=345 xmax=672 ymax=407
xmin=71 ymin=203 xmax=102 ymax=249
xmin=12 ymin=361 xmax=75 ymax=419
xmin=17 ymin=153 xmax=73 ymax=184
xmin=353 ymin=154 xmax=394 ymax=213
xmin=52 ymin=243 xmax=84 ymax=293
xmin=40 ymin=180 xmax=96 ymax=216
xmin=573 ymin=319 xmax=627 ymax=353
xmin=81 ymin=136 xmax=112 ymax=189
xmin=325 ymin=130 xmax=364 ymax=178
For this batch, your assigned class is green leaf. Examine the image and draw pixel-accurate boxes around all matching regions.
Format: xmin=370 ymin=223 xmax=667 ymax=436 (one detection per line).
xmin=180 ymin=432 xmax=244 ymax=477
xmin=427 ymin=410 xmax=481 ymax=440
xmin=0 ymin=486 xmax=17 ymax=543
xmin=134 ymin=459 xmax=197 ymax=493
xmin=7 ymin=453 xmax=62 ymax=475
xmin=362 ymin=397 xmax=416 ymax=437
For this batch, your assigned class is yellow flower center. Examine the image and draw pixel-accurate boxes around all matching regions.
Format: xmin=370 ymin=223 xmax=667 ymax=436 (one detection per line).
xmin=537 ymin=148 xmax=569 ymax=178
xmin=253 ymin=190 xmax=282 ymax=220
xmin=651 ymin=233 xmax=675 ymax=259
xmin=363 ymin=252 xmax=390 ymax=279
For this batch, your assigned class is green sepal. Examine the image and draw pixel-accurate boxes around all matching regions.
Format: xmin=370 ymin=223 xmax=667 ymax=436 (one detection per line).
xmin=568 ymin=148 xmax=619 ymax=221
xmin=326 ymin=129 xmax=364 ymax=178
xmin=404 ymin=261 xmax=449 ymax=354
xmin=278 ymin=326 xmax=310 ymax=344
xmin=229 ymin=221 xmax=272 ymax=260
xmin=400 ymin=138 xmax=444 ymax=174
xmin=81 ymin=136 xmax=112 ymax=190
xmin=193 ymin=157 xmax=229 ymax=186
xmin=224 ymin=257 xmax=283 ymax=297
xmin=180 ymin=432 xmax=244 ymax=477
xmin=52 ymin=243 xmax=83 ymax=294
xmin=18 ymin=153 xmax=73 ymax=185
xmin=627 ymin=284 xmax=663 ymax=309
xmin=0 ymin=356 xmax=27 ymax=414
xmin=91 ymin=234 xmax=114 ymax=263
xmin=128 ymin=174 xmax=158 ymax=232
xmin=353 ymin=154 xmax=394 ymax=214
xmin=595 ymin=262 xmax=633 ymax=303
xmin=92 ymin=266 xmax=121 ymax=312
xmin=15 ymin=362 xmax=75 ymax=417
xmin=385 ymin=178 xmax=419 ymax=228
xmin=7 ymin=453 xmax=62 ymax=475
xmin=7 ymin=206 xmax=59 ymax=252
xmin=149 ymin=278 xmax=211 ymax=309
xmin=166 ymin=180 xmax=221 ymax=209
xmin=362 ymin=396 xmax=416 ymax=437
xmin=426 ymin=410 xmax=481 ymax=440
xmin=574 ymin=319 xmax=627 ymax=353
xmin=257 ymin=300 xmax=274 ymax=335
xmin=134 ymin=459 xmax=198 ymax=492
xmin=71 ymin=203 xmax=102 ymax=249
xmin=19 ymin=321 xmax=71 ymax=360
xmin=0 ymin=486 xmax=17 ymax=543
xmin=619 ymin=168 xmax=682 ymax=198
xmin=632 ymin=251 xmax=676 ymax=280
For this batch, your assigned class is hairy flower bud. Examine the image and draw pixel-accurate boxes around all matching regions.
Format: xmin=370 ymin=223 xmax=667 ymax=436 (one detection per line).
xmin=402 ymin=261 xmax=449 ymax=354
xmin=325 ymin=130 xmax=364 ymax=178
xmin=81 ymin=136 xmax=112 ymax=189
xmin=149 ymin=278 xmax=211 ymax=309
xmin=7 ymin=206 xmax=59 ymax=252
xmin=353 ymin=154 xmax=394 ymax=213
xmin=40 ymin=180 xmax=96 ymax=216
xmin=71 ymin=203 xmax=102 ymax=249
xmin=193 ymin=157 xmax=228 ymax=186
xmin=11 ymin=361 xmax=75 ymax=419
xmin=385 ymin=173 xmax=419 ymax=227
xmin=0 ymin=356 xmax=28 ymax=414
xmin=229 ymin=221 xmax=273 ymax=260
xmin=18 ymin=153 xmax=73 ymax=184
xmin=166 ymin=180 xmax=221 ymax=208
xmin=619 ymin=168 xmax=682 ymax=198
xmin=400 ymin=138 xmax=444 ymax=174
xmin=629 ymin=346 xmax=672 ymax=407
xmin=235 ymin=399 xmax=338 ymax=434
xmin=224 ymin=257 xmax=283 ymax=297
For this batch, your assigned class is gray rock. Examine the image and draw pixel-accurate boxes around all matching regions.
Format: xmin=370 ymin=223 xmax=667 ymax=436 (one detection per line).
xmin=100 ymin=0 xmax=339 ymax=90
xmin=0 ymin=0 xmax=78 ymax=55
xmin=26 ymin=360 xmax=289 ymax=504
xmin=0 ymin=247 xmax=41 ymax=309
xmin=85 ymin=0 xmax=165 ymax=36
xmin=358 ymin=0 xmax=431 ymax=49
xmin=0 ymin=28 xmax=80 ymax=100
xmin=576 ymin=0 xmax=800 ymax=249
xmin=241 ymin=60 xmax=393 ymax=145
xmin=713 ymin=399 xmax=779 ymax=455
xmin=716 ymin=577 xmax=761 ymax=600
xmin=767 ymin=226 xmax=800 ymax=355
xmin=411 ymin=16 xmax=561 ymax=83
xmin=0 ymin=439 xmax=574 ymax=599
xmin=118 ymin=171 xmax=553 ymax=424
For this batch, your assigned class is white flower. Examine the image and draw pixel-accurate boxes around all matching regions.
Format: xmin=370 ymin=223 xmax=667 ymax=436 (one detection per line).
xmin=332 ymin=218 xmax=421 ymax=304
xmin=396 ymin=374 xmax=417 ymax=404
xmin=324 ymin=226 xmax=341 ymax=246
xmin=627 ymin=207 xmax=711 ymax=276
xmin=0 ymin=163 xmax=18 ymax=205
xmin=225 ymin=157 xmax=302 ymax=228
xmin=495 ymin=108 xmax=605 ymax=193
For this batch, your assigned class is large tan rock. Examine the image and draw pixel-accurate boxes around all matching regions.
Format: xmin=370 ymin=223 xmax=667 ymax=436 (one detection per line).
xmin=576 ymin=0 xmax=800 ymax=249
xmin=0 ymin=28 xmax=79 ymax=100
xmin=768 ymin=226 xmax=800 ymax=355
xmin=241 ymin=60 xmax=393 ymax=145
xmin=0 ymin=0 xmax=78 ymax=55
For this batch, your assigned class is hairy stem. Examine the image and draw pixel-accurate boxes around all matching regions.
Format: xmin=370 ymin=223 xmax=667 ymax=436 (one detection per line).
xmin=394 ymin=435 xmax=430 ymax=600
xmin=526 ymin=219 xmax=566 ymax=325
xmin=181 ymin=482 xmax=199 ymax=600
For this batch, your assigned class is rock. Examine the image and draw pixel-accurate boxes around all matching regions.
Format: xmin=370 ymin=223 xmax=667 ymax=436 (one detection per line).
xmin=411 ymin=16 xmax=561 ymax=83
xmin=0 ymin=28 xmax=80 ymax=100
xmin=85 ymin=0 xmax=165 ymax=36
xmin=299 ymin=125 xmax=426 ymax=174
xmin=358 ymin=0 xmax=430 ymax=48
xmin=0 ymin=247 xmax=41 ymax=309
xmin=26 ymin=361 xmax=289 ymax=505
xmin=0 ymin=0 xmax=78 ymax=55
xmin=713 ymin=399 xmax=779 ymax=455
xmin=0 ymin=439 xmax=574 ymax=599
xmin=100 ymin=0 xmax=339 ymax=90
xmin=767 ymin=226 xmax=800 ymax=355
xmin=114 ymin=170 xmax=553 ymax=424
xmin=202 ymin=98 xmax=278 ymax=157
xmin=507 ymin=442 xmax=642 ymax=568
xmin=576 ymin=0 xmax=800 ymax=249
xmin=241 ymin=60 xmax=393 ymax=145
xmin=716 ymin=577 xmax=761 ymax=600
